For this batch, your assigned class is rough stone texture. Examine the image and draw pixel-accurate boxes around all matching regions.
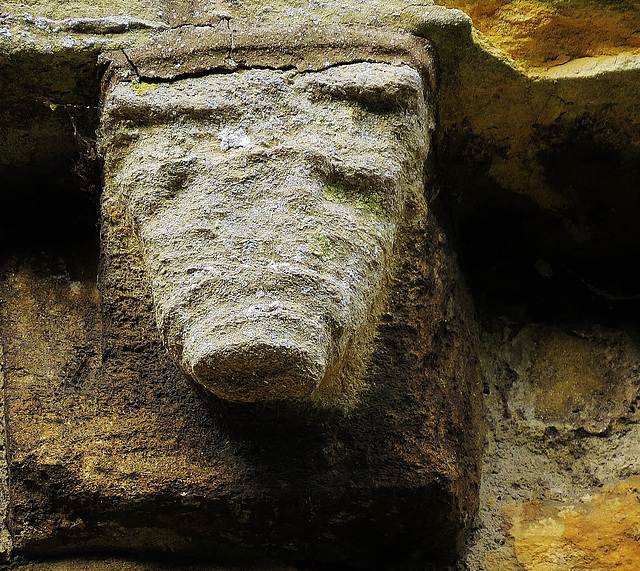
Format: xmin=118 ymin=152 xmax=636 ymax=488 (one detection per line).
xmin=159 ymin=0 xmax=471 ymax=39
xmin=0 ymin=348 xmax=10 ymax=560
xmin=0 ymin=27 xmax=482 ymax=570
xmin=2 ymin=164 xmax=481 ymax=567
xmin=437 ymin=0 xmax=640 ymax=71
xmin=500 ymin=325 xmax=640 ymax=435
xmin=2 ymin=0 xmax=164 ymax=21
xmin=428 ymin=2 xmax=640 ymax=337
xmin=112 ymin=24 xmax=436 ymax=81
xmin=432 ymin=6 xmax=640 ymax=566
xmin=503 ymin=477 xmax=640 ymax=570
xmin=4 ymin=0 xmax=640 ymax=568
xmin=462 ymin=325 xmax=640 ymax=570
xmin=13 ymin=558 xmax=296 ymax=570
xmin=439 ymin=46 xmax=640 ymax=311
xmin=100 ymin=56 xmax=433 ymax=404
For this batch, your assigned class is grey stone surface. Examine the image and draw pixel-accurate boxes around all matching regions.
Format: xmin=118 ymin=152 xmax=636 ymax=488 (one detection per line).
xmin=100 ymin=62 xmax=432 ymax=404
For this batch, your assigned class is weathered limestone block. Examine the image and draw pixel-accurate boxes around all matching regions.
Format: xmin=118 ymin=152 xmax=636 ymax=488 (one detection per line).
xmin=2 ymin=26 xmax=482 ymax=569
xmin=101 ymin=59 xmax=431 ymax=404
xmin=504 ymin=325 xmax=640 ymax=435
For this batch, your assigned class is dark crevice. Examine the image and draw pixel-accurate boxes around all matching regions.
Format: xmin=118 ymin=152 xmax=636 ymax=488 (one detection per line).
xmin=131 ymin=58 xmax=417 ymax=84
xmin=121 ymin=49 xmax=142 ymax=80
xmin=443 ymin=154 xmax=640 ymax=330
xmin=133 ymin=62 xmax=298 ymax=83
xmin=0 ymin=165 xmax=100 ymax=281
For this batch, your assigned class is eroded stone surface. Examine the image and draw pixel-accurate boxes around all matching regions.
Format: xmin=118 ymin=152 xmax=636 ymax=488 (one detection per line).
xmin=9 ymin=0 xmax=640 ymax=567
xmin=101 ymin=62 xmax=432 ymax=404
xmin=503 ymin=325 xmax=640 ymax=435
xmin=503 ymin=477 xmax=640 ymax=570
xmin=462 ymin=325 xmax=640 ymax=570
xmin=1 ymin=0 xmax=164 ymax=21
xmin=437 ymin=0 xmax=640 ymax=71
xmin=0 ymin=27 xmax=482 ymax=569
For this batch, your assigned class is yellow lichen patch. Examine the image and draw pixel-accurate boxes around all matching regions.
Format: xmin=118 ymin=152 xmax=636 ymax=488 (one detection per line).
xmin=130 ymin=80 xmax=158 ymax=96
xmin=504 ymin=477 xmax=640 ymax=570
xmin=436 ymin=0 xmax=640 ymax=70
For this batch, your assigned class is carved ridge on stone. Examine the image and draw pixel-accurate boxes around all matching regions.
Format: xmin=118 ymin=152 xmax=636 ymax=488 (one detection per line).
xmin=103 ymin=24 xmax=434 ymax=85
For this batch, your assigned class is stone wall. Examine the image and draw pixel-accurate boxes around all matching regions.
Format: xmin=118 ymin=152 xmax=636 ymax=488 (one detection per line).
xmin=1 ymin=2 xmax=482 ymax=569
xmin=2 ymin=0 xmax=640 ymax=569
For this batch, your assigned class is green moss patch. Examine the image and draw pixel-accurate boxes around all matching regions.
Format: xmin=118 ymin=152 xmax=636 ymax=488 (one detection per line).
xmin=307 ymin=232 xmax=333 ymax=261
xmin=322 ymin=183 xmax=385 ymax=218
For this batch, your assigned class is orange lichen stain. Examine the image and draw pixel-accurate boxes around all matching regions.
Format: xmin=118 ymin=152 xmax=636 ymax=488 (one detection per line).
xmin=437 ymin=0 xmax=640 ymax=70
xmin=504 ymin=476 xmax=640 ymax=569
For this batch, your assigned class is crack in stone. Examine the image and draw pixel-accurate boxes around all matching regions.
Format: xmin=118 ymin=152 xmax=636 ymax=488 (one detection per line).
xmin=131 ymin=57 xmax=419 ymax=84
xmin=121 ymin=48 xmax=143 ymax=80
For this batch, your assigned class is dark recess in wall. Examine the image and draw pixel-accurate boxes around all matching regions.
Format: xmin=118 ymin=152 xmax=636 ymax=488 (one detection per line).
xmin=0 ymin=162 xmax=100 ymax=281
xmin=444 ymin=140 xmax=640 ymax=329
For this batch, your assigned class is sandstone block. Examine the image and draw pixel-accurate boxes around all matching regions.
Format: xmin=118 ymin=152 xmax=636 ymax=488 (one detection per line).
xmin=1 ymin=26 xmax=482 ymax=569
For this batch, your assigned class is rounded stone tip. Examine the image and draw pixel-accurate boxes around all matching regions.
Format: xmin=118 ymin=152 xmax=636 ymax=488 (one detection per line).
xmin=182 ymin=319 xmax=331 ymax=402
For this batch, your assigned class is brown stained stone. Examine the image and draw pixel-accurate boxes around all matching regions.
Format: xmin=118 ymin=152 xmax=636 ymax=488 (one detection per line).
xmin=110 ymin=24 xmax=434 ymax=82
xmin=503 ymin=325 xmax=640 ymax=435
xmin=1 ymin=26 xmax=482 ymax=571
xmin=2 ymin=190 xmax=481 ymax=568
